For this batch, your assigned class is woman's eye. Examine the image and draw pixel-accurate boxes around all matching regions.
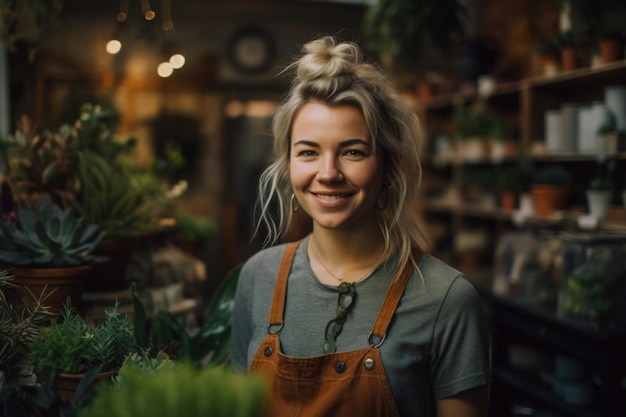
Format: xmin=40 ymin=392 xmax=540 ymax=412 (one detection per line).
xmin=344 ymin=149 xmax=366 ymax=158
xmin=296 ymin=150 xmax=317 ymax=157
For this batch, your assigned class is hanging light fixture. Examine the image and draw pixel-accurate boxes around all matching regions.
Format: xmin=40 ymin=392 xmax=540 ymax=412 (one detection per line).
xmin=105 ymin=0 xmax=128 ymax=55
xmin=141 ymin=0 xmax=156 ymax=21
xmin=161 ymin=0 xmax=185 ymax=71
xmin=108 ymin=0 xmax=185 ymax=75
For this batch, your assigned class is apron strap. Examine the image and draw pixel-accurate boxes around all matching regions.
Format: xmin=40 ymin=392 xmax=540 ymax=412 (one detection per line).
xmin=267 ymin=240 xmax=302 ymax=333
xmin=368 ymin=249 xmax=423 ymax=347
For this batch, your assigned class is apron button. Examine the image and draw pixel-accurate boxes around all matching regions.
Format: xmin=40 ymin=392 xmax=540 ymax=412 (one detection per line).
xmin=364 ymin=357 xmax=376 ymax=370
xmin=334 ymin=361 xmax=347 ymax=373
xmin=264 ymin=346 xmax=273 ymax=357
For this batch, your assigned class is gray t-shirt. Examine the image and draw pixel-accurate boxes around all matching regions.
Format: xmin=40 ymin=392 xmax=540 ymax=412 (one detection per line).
xmin=231 ymin=237 xmax=491 ymax=417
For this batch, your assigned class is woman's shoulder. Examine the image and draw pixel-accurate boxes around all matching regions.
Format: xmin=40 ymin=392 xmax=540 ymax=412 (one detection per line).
xmin=241 ymin=241 xmax=302 ymax=276
xmin=414 ymin=253 xmax=480 ymax=297
xmin=418 ymin=253 xmax=463 ymax=283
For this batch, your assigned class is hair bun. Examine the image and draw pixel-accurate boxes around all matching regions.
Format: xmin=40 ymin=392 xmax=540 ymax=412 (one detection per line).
xmin=295 ymin=36 xmax=361 ymax=82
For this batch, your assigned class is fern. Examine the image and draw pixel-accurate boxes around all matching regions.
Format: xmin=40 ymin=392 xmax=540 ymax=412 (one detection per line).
xmin=75 ymin=150 xmax=161 ymax=238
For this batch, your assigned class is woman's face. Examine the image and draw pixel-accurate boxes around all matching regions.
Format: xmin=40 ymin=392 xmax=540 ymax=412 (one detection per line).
xmin=289 ymin=100 xmax=384 ymax=232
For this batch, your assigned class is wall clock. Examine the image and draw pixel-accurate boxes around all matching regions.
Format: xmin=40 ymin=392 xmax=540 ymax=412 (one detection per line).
xmin=225 ymin=26 xmax=277 ymax=75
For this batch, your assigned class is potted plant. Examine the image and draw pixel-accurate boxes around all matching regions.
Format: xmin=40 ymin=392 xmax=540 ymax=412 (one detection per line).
xmin=498 ymin=165 xmax=525 ymax=212
xmin=1 ymin=115 xmax=81 ymax=209
xmin=453 ymin=99 xmax=503 ymax=161
xmin=360 ymin=0 xmax=467 ymax=86
xmin=536 ymin=35 xmax=561 ymax=76
xmin=586 ymin=177 xmax=613 ymax=220
xmin=566 ymin=0 xmax=626 ymax=63
xmin=0 ymin=180 xmax=105 ymax=315
xmin=74 ymin=150 xmax=166 ymax=292
xmin=530 ymin=164 xmax=572 ymax=218
xmin=557 ymin=30 xmax=579 ymax=71
xmin=27 ymin=299 xmax=137 ymax=404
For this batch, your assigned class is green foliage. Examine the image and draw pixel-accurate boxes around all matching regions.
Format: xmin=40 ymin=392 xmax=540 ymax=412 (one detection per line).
xmin=0 ymin=193 xmax=105 ymax=267
xmin=453 ymin=100 xmax=505 ymax=140
xmin=588 ymin=177 xmax=612 ymax=190
xmin=536 ymin=35 xmax=561 ymax=56
xmin=175 ymin=211 xmax=218 ymax=241
xmin=74 ymin=150 xmax=161 ymax=238
xmin=0 ymin=0 xmax=64 ymax=60
xmin=80 ymin=361 xmax=267 ymax=417
xmin=0 ymin=268 xmax=51 ymax=380
xmin=361 ymin=0 xmax=467 ymax=74
xmin=28 ymin=300 xmax=137 ymax=381
xmin=132 ymin=264 xmax=242 ymax=367
xmin=73 ymin=103 xmax=136 ymax=165
xmin=1 ymin=116 xmax=80 ymax=208
xmin=566 ymin=0 xmax=626 ymax=39
xmin=532 ymin=164 xmax=572 ymax=186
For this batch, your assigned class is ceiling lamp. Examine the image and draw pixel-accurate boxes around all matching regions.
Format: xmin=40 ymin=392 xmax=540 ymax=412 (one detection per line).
xmin=106 ymin=0 xmax=186 ymax=75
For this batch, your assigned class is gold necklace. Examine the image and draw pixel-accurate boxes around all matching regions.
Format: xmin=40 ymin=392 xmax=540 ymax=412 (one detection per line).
xmin=309 ymin=240 xmax=383 ymax=284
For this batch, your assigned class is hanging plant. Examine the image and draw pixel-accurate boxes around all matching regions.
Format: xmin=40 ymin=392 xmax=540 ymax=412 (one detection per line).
xmin=0 ymin=0 xmax=65 ymax=61
xmin=361 ymin=0 xmax=468 ymax=76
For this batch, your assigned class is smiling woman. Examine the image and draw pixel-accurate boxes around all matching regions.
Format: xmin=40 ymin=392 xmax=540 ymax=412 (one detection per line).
xmin=231 ymin=36 xmax=491 ymax=417
xmin=290 ymin=101 xmax=383 ymax=242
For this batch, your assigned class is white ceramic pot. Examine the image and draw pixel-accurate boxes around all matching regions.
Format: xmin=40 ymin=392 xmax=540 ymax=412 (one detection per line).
xmin=622 ymin=189 xmax=626 ymax=209
xmin=586 ymin=190 xmax=611 ymax=220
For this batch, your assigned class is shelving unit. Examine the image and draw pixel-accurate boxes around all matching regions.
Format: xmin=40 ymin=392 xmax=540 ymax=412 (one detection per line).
xmin=482 ymin=291 xmax=626 ymax=417
xmin=419 ymin=60 xmax=626 ymax=272
xmin=418 ymin=61 xmax=626 ymax=417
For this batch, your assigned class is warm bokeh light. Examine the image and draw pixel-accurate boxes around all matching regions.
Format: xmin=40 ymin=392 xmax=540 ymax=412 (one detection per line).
xmin=106 ymin=39 xmax=122 ymax=55
xmin=169 ymin=53 xmax=185 ymax=69
xmin=157 ymin=62 xmax=174 ymax=77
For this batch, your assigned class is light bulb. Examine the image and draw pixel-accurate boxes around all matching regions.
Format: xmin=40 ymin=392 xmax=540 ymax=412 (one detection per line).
xmin=157 ymin=62 xmax=174 ymax=78
xmin=169 ymin=53 xmax=185 ymax=69
xmin=106 ymin=39 xmax=122 ymax=55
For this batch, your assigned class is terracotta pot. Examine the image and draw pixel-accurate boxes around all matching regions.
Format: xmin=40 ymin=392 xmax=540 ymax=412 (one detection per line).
xmin=600 ymin=39 xmax=623 ymax=63
xmin=53 ymin=370 xmax=118 ymax=403
xmin=10 ymin=265 xmax=93 ymax=316
xmin=86 ymin=237 xmax=138 ymax=292
xmin=499 ymin=191 xmax=518 ymax=212
xmin=561 ymin=47 xmax=577 ymax=71
xmin=530 ymin=185 xmax=570 ymax=218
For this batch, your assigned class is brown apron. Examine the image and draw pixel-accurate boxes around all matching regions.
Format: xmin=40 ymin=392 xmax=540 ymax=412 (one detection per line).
xmin=250 ymin=240 xmax=415 ymax=417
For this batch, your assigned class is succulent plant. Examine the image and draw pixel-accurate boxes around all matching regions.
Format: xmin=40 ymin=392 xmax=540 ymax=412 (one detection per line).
xmin=0 ymin=190 xmax=105 ymax=267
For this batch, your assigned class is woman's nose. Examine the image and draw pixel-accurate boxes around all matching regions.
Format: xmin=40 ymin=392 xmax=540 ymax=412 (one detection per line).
xmin=317 ymin=156 xmax=343 ymax=182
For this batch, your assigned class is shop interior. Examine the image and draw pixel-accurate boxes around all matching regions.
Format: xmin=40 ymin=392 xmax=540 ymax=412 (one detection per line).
xmin=1 ymin=0 xmax=626 ymax=416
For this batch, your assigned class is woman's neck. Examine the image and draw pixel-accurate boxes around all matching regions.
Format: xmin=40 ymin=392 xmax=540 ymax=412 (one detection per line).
xmin=307 ymin=228 xmax=386 ymax=285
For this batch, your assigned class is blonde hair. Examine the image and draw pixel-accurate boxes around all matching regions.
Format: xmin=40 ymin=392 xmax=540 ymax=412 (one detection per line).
xmin=254 ymin=36 xmax=426 ymax=271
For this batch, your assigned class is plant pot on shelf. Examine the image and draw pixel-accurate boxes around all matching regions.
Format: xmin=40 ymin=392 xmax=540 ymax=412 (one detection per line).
xmin=530 ymin=185 xmax=570 ymax=219
xmin=599 ymin=38 xmax=623 ymax=63
xmin=561 ymin=46 xmax=577 ymax=71
xmin=586 ymin=190 xmax=612 ymax=220
xmin=10 ymin=265 xmax=93 ymax=317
